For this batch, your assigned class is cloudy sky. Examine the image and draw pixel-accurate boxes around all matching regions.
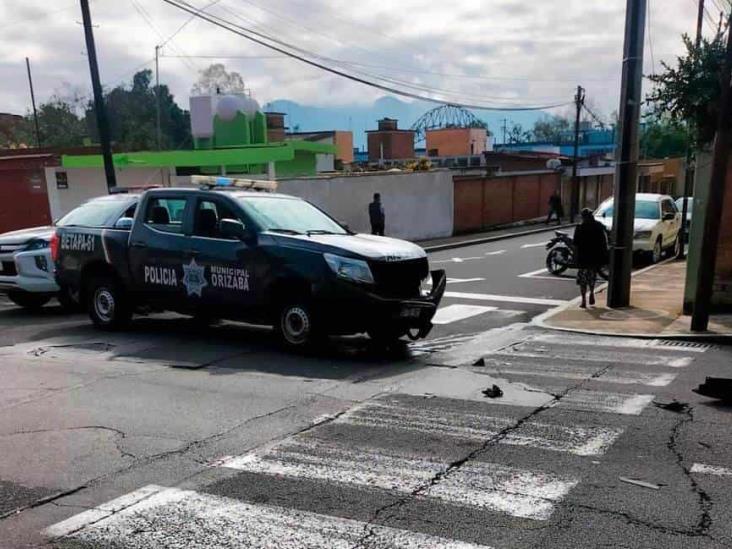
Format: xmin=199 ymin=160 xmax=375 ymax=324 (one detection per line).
xmin=0 ymin=0 xmax=720 ymax=122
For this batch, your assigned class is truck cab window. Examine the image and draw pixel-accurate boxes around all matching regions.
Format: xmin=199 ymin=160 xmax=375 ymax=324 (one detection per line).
xmin=193 ymin=200 xmax=240 ymax=239
xmin=144 ymin=198 xmax=186 ymax=234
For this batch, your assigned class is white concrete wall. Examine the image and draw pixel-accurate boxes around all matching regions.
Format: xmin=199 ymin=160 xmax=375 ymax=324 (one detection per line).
xmin=278 ymin=170 xmax=454 ymax=241
xmin=45 ymin=167 xmax=170 ymax=220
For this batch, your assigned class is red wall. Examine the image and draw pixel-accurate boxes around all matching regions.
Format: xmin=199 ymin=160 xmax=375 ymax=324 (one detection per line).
xmin=454 ymin=172 xmax=560 ymax=233
xmin=367 ymin=132 xmax=415 ymax=161
xmin=0 ymin=156 xmax=54 ymax=233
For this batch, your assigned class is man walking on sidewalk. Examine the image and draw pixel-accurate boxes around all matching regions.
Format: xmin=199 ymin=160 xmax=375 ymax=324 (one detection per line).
xmin=546 ymin=191 xmax=564 ymax=225
xmin=574 ymin=208 xmax=608 ymax=308
xmin=369 ymin=193 xmax=385 ymax=236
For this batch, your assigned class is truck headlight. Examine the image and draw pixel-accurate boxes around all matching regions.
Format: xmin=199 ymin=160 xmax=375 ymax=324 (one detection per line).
xmin=634 ymin=231 xmax=652 ymax=240
xmin=324 ymin=253 xmax=374 ymax=284
xmin=24 ymin=239 xmax=49 ymax=251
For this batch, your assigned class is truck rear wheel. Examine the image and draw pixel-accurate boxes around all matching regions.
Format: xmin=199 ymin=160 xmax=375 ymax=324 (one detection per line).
xmin=88 ymin=276 xmax=131 ymax=330
xmin=7 ymin=291 xmax=51 ymax=310
xmin=276 ymin=302 xmax=322 ymax=350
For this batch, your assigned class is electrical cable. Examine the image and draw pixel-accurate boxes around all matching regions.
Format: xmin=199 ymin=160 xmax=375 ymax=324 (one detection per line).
xmin=159 ymin=0 xmax=223 ymax=48
xmin=160 ymin=0 xmax=572 ymax=111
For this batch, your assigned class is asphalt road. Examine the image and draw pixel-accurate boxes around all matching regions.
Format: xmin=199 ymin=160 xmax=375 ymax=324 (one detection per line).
xmin=0 ymin=229 xmax=730 ymax=549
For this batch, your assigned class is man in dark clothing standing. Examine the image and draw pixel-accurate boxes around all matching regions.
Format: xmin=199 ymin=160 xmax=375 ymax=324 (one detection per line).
xmin=573 ymin=208 xmax=609 ymax=308
xmin=369 ymin=193 xmax=385 ymax=236
xmin=546 ymin=191 xmax=564 ymax=225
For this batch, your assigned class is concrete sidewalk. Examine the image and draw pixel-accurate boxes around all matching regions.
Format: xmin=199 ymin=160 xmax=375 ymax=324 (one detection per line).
xmin=536 ymin=259 xmax=732 ymax=339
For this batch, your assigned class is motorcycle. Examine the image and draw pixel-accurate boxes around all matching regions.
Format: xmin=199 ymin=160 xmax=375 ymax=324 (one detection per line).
xmin=545 ymin=231 xmax=609 ymax=280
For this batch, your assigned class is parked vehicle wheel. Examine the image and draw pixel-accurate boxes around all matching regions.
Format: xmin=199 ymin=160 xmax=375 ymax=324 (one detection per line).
xmin=276 ymin=302 xmax=321 ymax=350
xmin=546 ymin=248 xmax=570 ymax=275
xmin=671 ymin=235 xmax=681 ymax=258
xmin=651 ymin=237 xmax=663 ymax=264
xmin=87 ymin=276 xmax=131 ymax=330
xmin=7 ymin=291 xmax=51 ymax=310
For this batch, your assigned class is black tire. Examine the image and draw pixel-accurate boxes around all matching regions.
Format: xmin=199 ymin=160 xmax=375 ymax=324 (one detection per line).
xmin=671 ymin=235 xmax=681 ymax=258
xmin=7 ymin=291 xmax=51 ymax=310
xmin=275 ymin=302 xmax=322 ymax=350
xmin=87 ymin=276 xmax=131 ymax=330
xmin=546 ymin=248 xmax=570 ymax=275
xmin=650 ymin=237 xmax=663 ymax=264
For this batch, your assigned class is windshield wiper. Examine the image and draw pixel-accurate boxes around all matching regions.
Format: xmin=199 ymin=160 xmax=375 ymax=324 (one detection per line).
xmin=268 ymin=228 xmax=303 ymax=235
xmin=306 ymin=230 xmax=343 ymax=236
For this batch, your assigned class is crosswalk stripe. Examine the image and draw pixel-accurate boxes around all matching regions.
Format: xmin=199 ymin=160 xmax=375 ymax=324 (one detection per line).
xmin=432 ymin=305 xmax=498 ymax=324
xmin=332 ymin=400 xmax=622 ymax=456
xmin=444 ymin=291 xmax=567 ymax=307
xmin=45 ymin=485 xmax=492 ymax=548
xmin=690 ymin=463 xmax=732 ymax=477
xmin=495 ymin=348 xmax=693 ymax=368
xmin=221 ymin=439 xmax=577 ymax=520
xmin=530 ymin=333 xmax=711 ymax=353
xmin=478 ymin=359 xmax=677 ymax=386
xmin=557 ymin=390 xmax=655 ymax=415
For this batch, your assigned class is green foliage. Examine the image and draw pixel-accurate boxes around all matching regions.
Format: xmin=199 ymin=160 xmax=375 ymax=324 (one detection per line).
xmin=532 ymin=115 xmax=571 ymax=143
xmin=646 ymin=33 xmax=727 ymax=146
xmin=639 ymin=116 xmax=689 ymax=159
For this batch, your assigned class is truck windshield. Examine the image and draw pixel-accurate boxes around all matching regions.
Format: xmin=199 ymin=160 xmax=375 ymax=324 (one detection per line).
xmin=56 ymin=199 xmax=128 ymax=227
xmin=597 ymin=200 xmax=660 ymax=220
xmin=238 ymin=196 xmax=347 ymax=235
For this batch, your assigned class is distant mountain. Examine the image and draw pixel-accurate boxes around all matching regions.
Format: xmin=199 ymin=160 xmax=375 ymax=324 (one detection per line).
xmin=263 ymin=97 xmax=550 ymax=149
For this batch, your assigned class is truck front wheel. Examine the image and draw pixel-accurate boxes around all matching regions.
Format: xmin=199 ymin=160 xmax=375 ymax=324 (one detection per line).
xmin=276 ymin=302 xmax=322 ymax=350
xmin=88 ymin=276 xmax=131 ymax=330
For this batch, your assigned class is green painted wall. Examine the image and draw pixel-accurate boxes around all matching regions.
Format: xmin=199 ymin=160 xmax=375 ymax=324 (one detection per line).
xmin=275 ymin=150 xmax=318 ymax=178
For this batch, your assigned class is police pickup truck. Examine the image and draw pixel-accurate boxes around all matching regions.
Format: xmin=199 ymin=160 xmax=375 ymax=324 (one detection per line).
xmin=54 ymin=177 xmax=446 ymax=349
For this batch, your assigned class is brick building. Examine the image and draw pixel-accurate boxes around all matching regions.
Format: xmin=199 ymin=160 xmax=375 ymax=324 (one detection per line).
xmin=366 ymin=118 xmax=415 ymax=162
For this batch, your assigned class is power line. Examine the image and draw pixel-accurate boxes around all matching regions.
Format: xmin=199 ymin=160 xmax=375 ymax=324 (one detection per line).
xmin=159 ymin=0 xmax=223 ymax=48
xmin=160 ymin=0 xmax=572 ymax=112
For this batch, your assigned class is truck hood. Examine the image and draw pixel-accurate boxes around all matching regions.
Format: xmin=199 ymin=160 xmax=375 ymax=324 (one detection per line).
xmin=270 ymin=232 xmax=427 ymax=261
xmin=0 ymin=226 xmax=54 ymax=246
xmin=595 ymin=217 xmax=658 ymax=232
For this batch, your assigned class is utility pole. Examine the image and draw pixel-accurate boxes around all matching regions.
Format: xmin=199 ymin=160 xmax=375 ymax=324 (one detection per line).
xmin=691 ymin=11 xmax=732 ymax=331
xmin=25 ymin=57 xmax=41 ymax=149
xmin=607 ymin=0 xmax=646 ymax=308
xmin=678 ymin=0 xmax=706 ymax=259
xmin=155 ymin=45 xmax=162 ymax=151
xmin=570 ymin=85 xmax=585 ymax=221
xmin=79 ymin=0 xmax=116 ymax=192
xmin=502 ymin=118 xmax=508 ymax=145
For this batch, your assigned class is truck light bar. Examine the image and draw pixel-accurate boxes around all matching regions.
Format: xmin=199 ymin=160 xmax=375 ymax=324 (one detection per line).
xmin=191 ymin=175 xmax=278 ymax=192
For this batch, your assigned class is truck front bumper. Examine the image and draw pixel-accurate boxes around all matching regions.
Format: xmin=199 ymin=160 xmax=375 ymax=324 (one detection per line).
xmin=316 ymin=270 xmax=447 ymax=339
xmin=0 ymin=250 xmax=58 ymax=294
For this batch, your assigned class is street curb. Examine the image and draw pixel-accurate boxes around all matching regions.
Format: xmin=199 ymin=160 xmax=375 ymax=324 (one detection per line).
xmin=423 ymin=223 xmax=577 ymax=253
xmin=531 ymin=258 xmax=732 ymax=342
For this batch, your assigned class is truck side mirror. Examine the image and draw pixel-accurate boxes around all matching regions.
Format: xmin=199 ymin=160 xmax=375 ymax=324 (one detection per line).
xmin=220 ymin=218 xmax=251 ymax=241
xmin=114 ymin=217 xmax=134 ymax=230
xmin=663 ymin=212 xmax=675 ymax=221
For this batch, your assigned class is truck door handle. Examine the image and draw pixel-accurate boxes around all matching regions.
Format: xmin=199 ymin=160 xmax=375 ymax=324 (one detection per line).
xmin=130 ymin=242 xmax=147 ymax=249
xmin=186 ymin=249 xmax=200 ymax=256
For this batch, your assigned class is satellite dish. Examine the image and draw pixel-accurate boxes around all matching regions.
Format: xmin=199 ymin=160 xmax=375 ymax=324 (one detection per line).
xmin=546 ymin=158 xmax=562 ymax=170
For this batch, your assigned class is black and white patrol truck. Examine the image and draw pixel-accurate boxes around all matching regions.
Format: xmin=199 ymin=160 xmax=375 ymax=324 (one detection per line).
xmin=54 ymin=177 xmax=446 ymax=349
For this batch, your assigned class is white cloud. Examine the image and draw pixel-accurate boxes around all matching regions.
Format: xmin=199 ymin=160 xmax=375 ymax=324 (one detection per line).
xmin=0 ymin=0 xmax=706 ymax=121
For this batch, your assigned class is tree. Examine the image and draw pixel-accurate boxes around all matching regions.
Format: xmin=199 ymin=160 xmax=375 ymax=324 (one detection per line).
xmin=34 ymin=98 xmax=88 ymax=148
xmin=646 ymin=33 xmax=727 ymax=146
xmin=191 ymin=63 xmax=246 ymax=95
xmin=532 ymin=115 xmax=571 ymax=143
xmin=507 ymin=123 xmax=532 ymax=144
xmin=640 ymin=116 xmax=689 ymax=159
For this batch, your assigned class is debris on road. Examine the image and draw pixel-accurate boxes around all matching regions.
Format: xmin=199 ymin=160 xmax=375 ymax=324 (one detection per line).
xmin=482 ymin=384 xmax=504 ymax=398
xmin=473 ymin=357 xmax=486 ymax=366
xmin=652 ymin=400 xmax=689 ymax=413
xmin=619 ymin=477 xmax=661 ymax=490
xmin=693 ymin=377 xmax=732 ymax=402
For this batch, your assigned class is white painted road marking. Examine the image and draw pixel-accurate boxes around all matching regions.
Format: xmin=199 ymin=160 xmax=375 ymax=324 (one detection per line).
xmin=485 ymin=250 xmax=507 ymax=255
xmin=432 ymin=305 xmax=498 ymax=324
xmin=521 ymin=242 xmax=548 ymax=249
xmin=432 ymin=256 xmax=483 ymax=264
xmin=501 ymin=347 xmax=694 ymax=368
xmin=531 ymin=333 xmax=711 ymax=353
xmin=334 ymin=400 xmax=623 ymax=456
xmin=447 ymin=277 xmax=486 ymax=284
xmin=409 ymin=333 xmax=479 ymax=354
xmin=690 ymin=463 xmax=732 ymax=477
xmin=222 ymin=440 xmax=578 ymax=520
xmin=46 ymin=485 xmax=492 ymax=548
xmin=558 ymin=390 xmax=655 ymax=416
xmin=518 ymin=268 xmax=575 ymax=282
xmin=444 ymin=291 xmax=568 ymax=307
xmin=478 ymin=359 xmax=677 ymax=386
